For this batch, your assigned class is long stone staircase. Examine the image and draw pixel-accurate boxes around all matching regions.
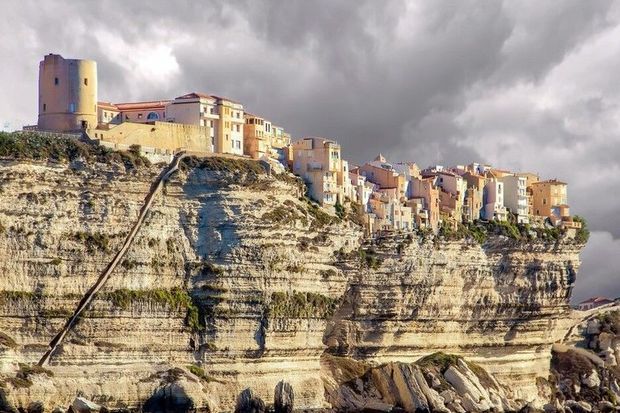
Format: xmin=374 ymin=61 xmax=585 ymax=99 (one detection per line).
xmin=38 ymin=152 xmax=187 ymax=366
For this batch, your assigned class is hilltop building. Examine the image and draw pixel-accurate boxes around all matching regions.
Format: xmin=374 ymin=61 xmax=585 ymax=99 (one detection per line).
xmin=37 ymin=54 xmax=97 ymax=132
xmin=291 ymin=137 xmax=349 ymax=206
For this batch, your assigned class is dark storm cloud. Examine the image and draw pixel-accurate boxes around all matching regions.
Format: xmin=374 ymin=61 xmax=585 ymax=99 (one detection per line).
xmin=1 ymin=0 xmax=619 ymax=300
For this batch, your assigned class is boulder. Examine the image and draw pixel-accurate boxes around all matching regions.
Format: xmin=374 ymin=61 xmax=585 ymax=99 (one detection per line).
xmin=440 ymin=390 xmax=457 ymax=404
xmin=413 ymin=367 xmax=450 ymax=413
xmin=581 ymin=370 xmax=600 ymax=388
xmin=602 ymin=348 xmax=617 ymax=367
xmin=446 ymin=401 xmax=467 ymax=413
xmin=564 ymin=400 xmax=592 ymax=413
xmin=143 ymin=382 xmax=197 ymax=413
xmin=460 ymin=393 xmax=483 ymax=412
xmin=26 ymin=401 xmax=45 ymax=413
xmin=444 ymin=365 xmax=485 ymax=401
xmin=361 ymin=400 xmax=394 ymax=412
xmin=274 ymin=381 xmax=294 ymax=413
xmin=586 ymin=319 xmax=601 ymax=335
xmin=599 ymin=333 xmax=614 ymax=351
xmin=598 ymin=400 xmax=615 ymax=413
xmin=235 ymin=388 xmax=265 ymax=413
xmin=71 ymin=397 xmax=101 ymax=413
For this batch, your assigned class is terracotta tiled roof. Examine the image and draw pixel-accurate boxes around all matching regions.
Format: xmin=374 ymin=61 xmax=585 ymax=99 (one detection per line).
xmin=97 ymin=101 xmax=119 ymax=110
xmin=579 ymin=296 xmax=613 ymax=305
xmin=175 ymin=92 xmax=214 ymax=100
xmin=533 ymin=179 xmax=567 ymax=185
xmin=113 ymin=100 xmax=170 ymax=111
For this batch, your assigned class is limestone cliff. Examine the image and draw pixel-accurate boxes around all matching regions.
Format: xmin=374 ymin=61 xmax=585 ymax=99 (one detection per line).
xmin=0 ymin=154 xmax=585 ymax=412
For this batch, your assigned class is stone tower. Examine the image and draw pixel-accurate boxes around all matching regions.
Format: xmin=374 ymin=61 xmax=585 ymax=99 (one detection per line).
xmin=37 ymin=54 xmax=97 ymax=132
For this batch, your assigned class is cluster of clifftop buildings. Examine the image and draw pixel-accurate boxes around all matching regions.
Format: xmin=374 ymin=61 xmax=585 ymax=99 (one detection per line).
xmin=28 ymin=54 xmax=581 ymax=234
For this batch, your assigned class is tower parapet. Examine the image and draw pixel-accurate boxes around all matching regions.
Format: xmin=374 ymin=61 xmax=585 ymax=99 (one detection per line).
xmin=37 ymin=54 xmax=97 ymax=132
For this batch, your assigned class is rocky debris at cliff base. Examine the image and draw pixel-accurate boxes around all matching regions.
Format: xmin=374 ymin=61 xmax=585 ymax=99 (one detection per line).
xmin=322 ymin=352 xmax=519 ymax=413
xmin=549 ymin=317 xmax=620 ymax=413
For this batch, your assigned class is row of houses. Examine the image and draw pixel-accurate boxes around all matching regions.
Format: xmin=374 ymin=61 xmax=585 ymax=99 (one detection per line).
xmin=287 ymin=137 xmax=580 ymax=234
xmin=93 ymin=92 xmax=291 ymax=161
xmin=32 ymin=54 xmax=578 ymax=235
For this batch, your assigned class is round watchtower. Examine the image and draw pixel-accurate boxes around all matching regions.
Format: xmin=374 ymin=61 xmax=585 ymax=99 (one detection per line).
xmin=37 ymin=54 xmax=97 ymax=132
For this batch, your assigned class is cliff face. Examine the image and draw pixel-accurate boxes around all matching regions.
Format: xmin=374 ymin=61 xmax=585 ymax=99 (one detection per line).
xmin=0 ymin=157 xmax=584 ymax=411
xmin=326 ymin=234 xmax=582 ymax=402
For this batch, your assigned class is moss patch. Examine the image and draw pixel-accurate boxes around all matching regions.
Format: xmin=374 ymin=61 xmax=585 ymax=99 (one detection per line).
xmin=268 ymin=291 xmax=339 ymax=319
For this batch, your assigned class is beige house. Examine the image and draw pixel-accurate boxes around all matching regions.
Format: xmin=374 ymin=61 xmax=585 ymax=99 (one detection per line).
xmin=165 ymin=93 xmax=218 ymax=152
xmin=243 ymin=113 xmax=271 ymax=159
xmin=499 ymin=174 xmax=529 ymax=224
xmin=212 ymin=95 xmax=244 ymax=156
xmin=368 ymin=190 xmax=413 ymax=232
xmin=410 ymin=177 xmax=440 ymax=232
xmin=291 ymin=137 xmax=347 ymax=206
xmin=356 ymin=154 xmax=407 ymax=198
xmin=461 ymin=171 xmax=486 ymax=222
xmin=531 ymin=179 xmax=568 ymax=217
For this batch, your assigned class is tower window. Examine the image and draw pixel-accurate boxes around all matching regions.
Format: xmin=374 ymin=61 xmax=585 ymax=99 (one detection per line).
xmin=84 ymin=78 xmax=88 ymax=86
xmin=43 ymin=103 xmax=46 ymax=112
xmin=54 ymin=77 xmax=59 ymax=85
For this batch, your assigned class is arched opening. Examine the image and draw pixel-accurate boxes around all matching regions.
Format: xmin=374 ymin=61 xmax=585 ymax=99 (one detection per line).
xmin=147 ymin=112 xmax=159 ymax=120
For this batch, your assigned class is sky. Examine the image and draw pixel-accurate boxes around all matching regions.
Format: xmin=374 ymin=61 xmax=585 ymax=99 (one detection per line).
xmin=0 ymin=0 xmax=618 ymax=302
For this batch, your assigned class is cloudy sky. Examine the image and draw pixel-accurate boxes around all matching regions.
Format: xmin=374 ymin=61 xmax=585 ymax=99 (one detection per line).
xmin=1 ymin=0 xmax=618 ymax=302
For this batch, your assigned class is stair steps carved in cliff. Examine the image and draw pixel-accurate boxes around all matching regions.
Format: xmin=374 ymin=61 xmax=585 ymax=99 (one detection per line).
xmin=38 ymin=152 xmax=187 ymax=366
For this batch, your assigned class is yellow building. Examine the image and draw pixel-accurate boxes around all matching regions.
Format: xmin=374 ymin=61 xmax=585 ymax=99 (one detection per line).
xmin=213 ymin=96 xmax=244 ymax=156
xmin=38 ymin=54 xmax=97 ymax=132
xmin=291 ymin=137 xmax=347 ymax=206
xmin=243 ymin=113 xmax=270 ymax=159
xmin=531 ymin=179 xmax=569 ymax=218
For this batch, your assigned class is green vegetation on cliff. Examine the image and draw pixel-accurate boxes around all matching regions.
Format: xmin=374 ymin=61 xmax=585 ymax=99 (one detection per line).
xmin=573 ymin=215 xmax=590 ymax=244
xmin=0 ymin=131 xmax=150 ymax=168
xmin=105 ymin=288 xmax=203 ymax=331
xmin=180 ymin=156 xmax=266 ymax=175
xmin=268 ymin=291 xmax=339 ymax=319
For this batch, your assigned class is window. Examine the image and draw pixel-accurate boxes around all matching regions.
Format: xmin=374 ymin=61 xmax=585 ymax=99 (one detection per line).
xmin=84 ymin=78 xmax=88 ymax=86
xmin=236 ymin=124 xmax=240 ymax=132
xmin=43 ymin=103 xmax=46 ymax=112
xmin=138 ymin=113 xmax=143 ymax=119
xmin=147 ymin=112 xmax=159 ymax=120
xmin=68 ymin=103 xmax=75 ymax=113
xmin=54 ymin=77 xmax=59 ymax=85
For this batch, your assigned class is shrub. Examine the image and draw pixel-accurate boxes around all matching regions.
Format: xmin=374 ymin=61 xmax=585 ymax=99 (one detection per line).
xmin=50 ymin=257 xmax=62 ymax=265
xmin=573 ymin=215 xmax=590 ymax=244
xmin=359 ymin=248 xmax=382 ymax=270
xmin=0 ymin=131 xmax=150 ymax=168
xmin=72 ymin=231 xmax=110 ymax=253
xmin=334 ymin=201 xmax=345 ymax=220
xmin=181 ymin=156 xmax=266 ymax=175
xmin=105 ymin=288 xmax=205 ymax=332
xmin=417 ymin=352 xmax=462 ymax=373
xmin=268 ymin=291 xmax=338 ymax=319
